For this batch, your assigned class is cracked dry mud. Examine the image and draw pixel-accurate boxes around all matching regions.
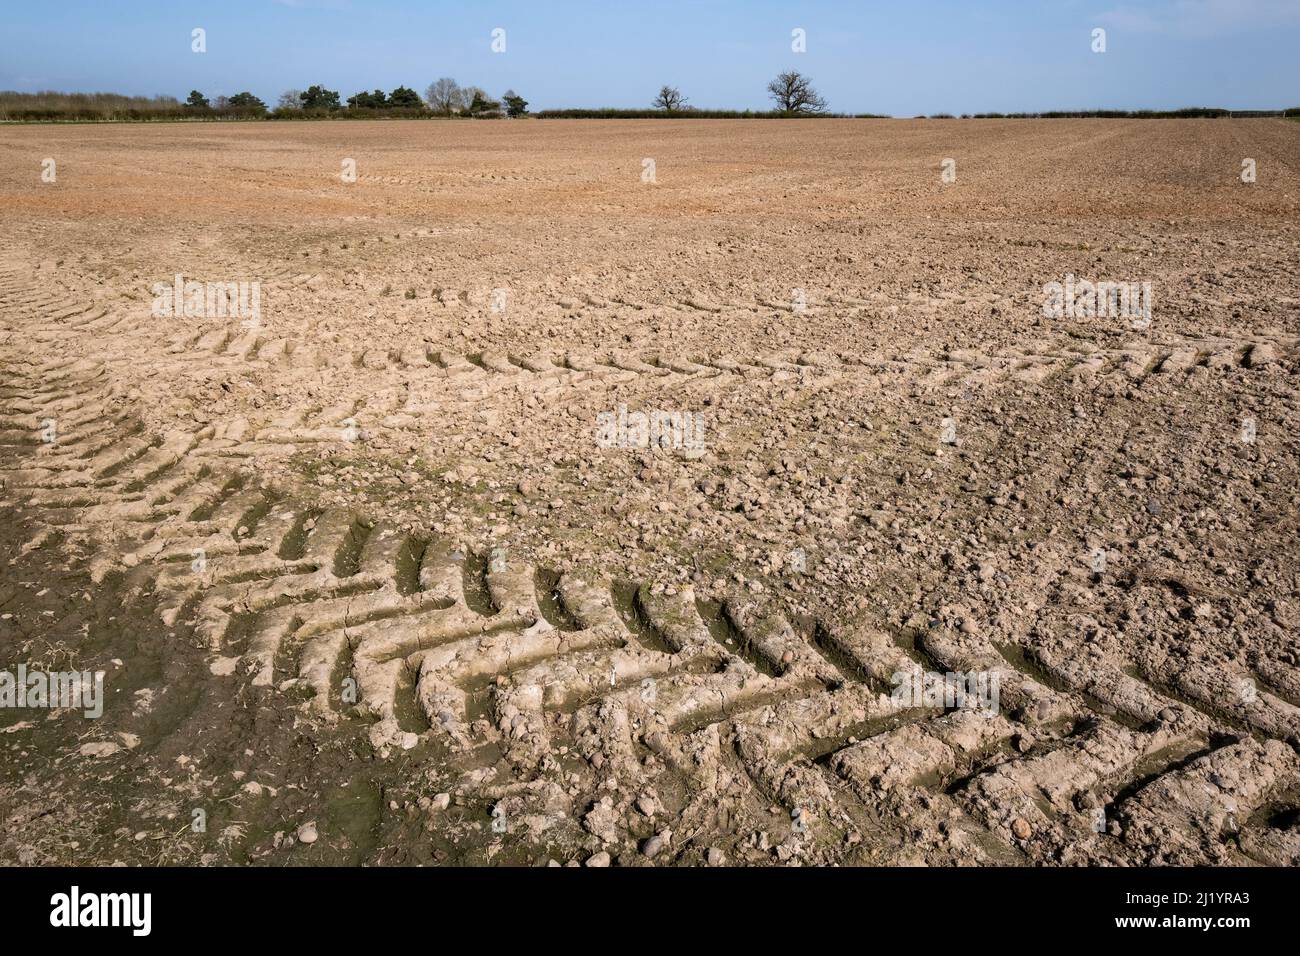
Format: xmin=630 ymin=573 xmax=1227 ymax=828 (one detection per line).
xmin=1 ymin=119 xmax=1298 ymax=867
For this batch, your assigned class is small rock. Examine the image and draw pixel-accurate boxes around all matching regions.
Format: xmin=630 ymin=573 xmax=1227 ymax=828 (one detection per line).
xmin=641 ymin=831 xmax=670 ymax=859
xmin=208 ymin=656 xmax=239 ymax=677
xmin=297 ymin=821 xmax=319 ymax=845
xmin=79 ymin=741 xmax=120 ymax=759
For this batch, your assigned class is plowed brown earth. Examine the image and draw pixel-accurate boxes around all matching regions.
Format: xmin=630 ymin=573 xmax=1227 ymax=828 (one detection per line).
xmin=1 ymin=119 xmax=1298 ymax=866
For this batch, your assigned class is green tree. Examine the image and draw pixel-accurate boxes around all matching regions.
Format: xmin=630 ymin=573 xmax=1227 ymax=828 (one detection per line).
xmin=184 ymin=90 xmax=210 ymax=110
xmin=466 ymin=89 xmax=501 ymax=115
xmin=502 ymin=90 xmax=528 ymax=117
xmin=388 ymin=86 xmax=423 ymax=109
xmin=226 ymin=92 xmax=267 ymax=116
xmin=299 ymin=85 xmax=341 ymax=111
xmin=347 ymin=89 xmax=388 ymax=109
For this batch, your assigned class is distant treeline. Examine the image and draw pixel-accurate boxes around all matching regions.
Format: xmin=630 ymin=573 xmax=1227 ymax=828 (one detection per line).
xmin=0 ymin=91 xmax=188 ymax=121
xmin=922 ymin=108 xmax=1297 ymax=119
xmin=3 ymin=90 xmax=1298 ymax=123
xmin=0 ymin=84 xmax=518 ymax=122
xmin=534 ymin=108 xmax=888 ymax=119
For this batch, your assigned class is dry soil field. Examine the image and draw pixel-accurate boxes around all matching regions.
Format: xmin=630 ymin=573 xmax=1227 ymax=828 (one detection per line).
xmin=1 ymin=118 xmax=1298 ymax=867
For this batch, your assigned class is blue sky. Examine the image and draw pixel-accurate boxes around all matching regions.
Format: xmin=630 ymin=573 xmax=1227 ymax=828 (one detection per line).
xmin=2 ymin=0 xmax=1297 ymax=114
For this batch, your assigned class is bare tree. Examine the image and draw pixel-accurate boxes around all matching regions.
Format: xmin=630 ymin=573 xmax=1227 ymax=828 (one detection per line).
xmin=766 ymin=71 xmax=828 ymax=114
xmin=653 ymin=85 xmax=687 ymax=112
xmin=425 ymin=77 xmax=466 ymax=115
xmin=276 ymin=89 xmax=302 ymax=111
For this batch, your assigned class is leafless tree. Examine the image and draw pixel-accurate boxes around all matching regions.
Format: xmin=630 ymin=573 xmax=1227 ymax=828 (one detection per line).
xmin=766 ymin=71 xmax=828 ymax=114
xmin=653 ymin=85 xmax=687 ymax=112
xmin=277 ymin=89 xmax=302 ymax=111
xmin=425 ymin=77 xmax=466 ymax=115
